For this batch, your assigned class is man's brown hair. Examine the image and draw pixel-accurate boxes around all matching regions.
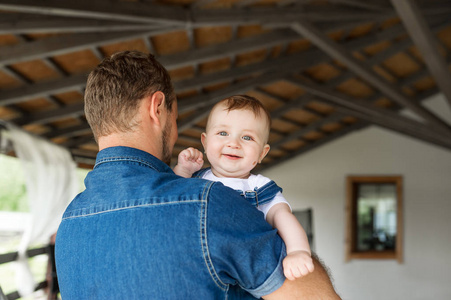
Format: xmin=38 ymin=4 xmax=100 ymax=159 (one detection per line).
xmin=84 ymin=50 xmax=175 ymax=140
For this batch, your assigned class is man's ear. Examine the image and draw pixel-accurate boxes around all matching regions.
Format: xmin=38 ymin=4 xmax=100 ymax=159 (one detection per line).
xmin=259 ymin=144 xmax=270 ymax=163
xmin=148 ymin=91 xmax=166 ymax=126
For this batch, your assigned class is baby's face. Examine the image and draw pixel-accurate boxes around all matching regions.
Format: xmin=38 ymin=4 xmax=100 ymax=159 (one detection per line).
xmin=201 ymin=104 xmax=270 ymax=179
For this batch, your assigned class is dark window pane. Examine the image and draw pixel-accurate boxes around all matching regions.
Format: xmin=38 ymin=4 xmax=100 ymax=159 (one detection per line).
xmin=356 ymin=183 xmax=397 ymax=252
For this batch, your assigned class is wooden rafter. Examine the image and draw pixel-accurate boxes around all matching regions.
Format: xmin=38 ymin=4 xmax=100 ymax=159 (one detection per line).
xmin=391 ymin=0 xmax=451 ymax=108
xmin=0 ymin=14 xmax=163 ymax=34
xmin=291 ymin=19 xmax=451 ymax=135
xmin=286 ymin=77 xmax=451 ymax=149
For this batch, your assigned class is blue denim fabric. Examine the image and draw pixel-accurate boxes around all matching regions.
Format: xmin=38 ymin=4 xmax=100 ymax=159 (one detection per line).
xmin=193 ymin=168 xmax=283 ymax=208
xmin=55 ymin=146 xmax=286 ymax=299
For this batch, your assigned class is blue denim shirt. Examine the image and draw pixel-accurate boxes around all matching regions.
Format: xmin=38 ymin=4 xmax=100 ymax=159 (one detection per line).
xmin=55 ymin=146 xmax=286 ymax=299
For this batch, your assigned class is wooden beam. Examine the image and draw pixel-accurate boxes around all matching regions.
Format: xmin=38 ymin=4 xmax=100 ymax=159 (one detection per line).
xmin=270 ymin=114 xmax=348 ymax=150
xmin=174 ymin=50 xmax=324 ymax=93
xmin=291 ymin=19 xmax=451 ymax=135
xmin=0 ymin=0 xmax=187 ymax=25
xmin=3 ymin=18 xmax=448 ymax=132
xmin=0 ymin=74 xmax=88 ymax=106
xmin=178 ymin=68 xmax=294 ymax=114
xmin=0 ymin=29 xmax=302 ymax=106
xmin=391 ymin=0 xmax=451 ymax=108
xmin=235 ymin=0 xmax=262 ymax=8
xmin=328 ymin=0 xmax=390 ymax=12
xmin=0 ymin=15 xmax=163 ymax=34
xmin=0 ymin=0 xmax=385 ymax=28
xmin=286 ymin=77 xmax=451 ymax=147
xmin=158 ymin=28 xmax=300 ymax=70
xmin=177 ymin=67 xmax=302 ymax=133
xmin=62 ymin=135 xmax=95 ymax=148
xmin=0 ymin=28 xmax=178 ymax=66
xmin=14 ymin=103 xmax=85 ymax=126
xmin=258 ymin=88 xmax=445 ymax=172
xmin=257 ymin=121 xmax=368 ymax=172
xmin=191 ymin=7 xmax=385 ymax=26
xmin=331 ymin=105 xmax=451 ymax=149
xmin=42 ymin=123 xmax=92 ymax=139
xmin=4 ymin=17 xmax=446 ymax=107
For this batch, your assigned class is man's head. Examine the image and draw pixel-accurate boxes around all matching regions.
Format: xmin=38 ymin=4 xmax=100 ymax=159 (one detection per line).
xmin=84 ymin=50 xmax=176 ymax=141
xmin=202 ymin=95 xmax=272 ymax=178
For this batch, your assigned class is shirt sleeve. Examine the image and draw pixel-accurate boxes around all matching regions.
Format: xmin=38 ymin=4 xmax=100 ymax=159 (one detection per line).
xmin=206 ymin=182 xmax=286 ymax=298
xmin=258 ymin=191 xmax=292 ymax=220
xmin=251 ymin=174 xmax=291 ymax=219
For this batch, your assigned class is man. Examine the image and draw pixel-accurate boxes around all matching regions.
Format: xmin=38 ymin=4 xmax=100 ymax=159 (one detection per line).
xmin=55 ymin=50 xmax=340 ymax=299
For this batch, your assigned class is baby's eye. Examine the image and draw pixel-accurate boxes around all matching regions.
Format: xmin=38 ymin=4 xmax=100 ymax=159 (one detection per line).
xmin=218 ymin=131 xmax=228 ymax=136
xmin=242 ymin=136 xmax=253 ymax=141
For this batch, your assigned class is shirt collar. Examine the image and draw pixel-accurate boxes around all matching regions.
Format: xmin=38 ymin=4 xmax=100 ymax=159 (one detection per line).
xmin=94 ymin=146 xmax=173 ymax=174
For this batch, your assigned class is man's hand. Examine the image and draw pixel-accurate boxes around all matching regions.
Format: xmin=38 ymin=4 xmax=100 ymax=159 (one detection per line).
xmin=173 ymin=147 xmax=204 ymax=178
xmin=283 ymin=250 xmax=314 ymax=281
xmin=263 ymin=254 xmax=341 ymax=299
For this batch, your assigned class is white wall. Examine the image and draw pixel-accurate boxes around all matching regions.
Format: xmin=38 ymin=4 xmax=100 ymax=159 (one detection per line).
xmin=262 ymin=94 xmax=451 ymax=300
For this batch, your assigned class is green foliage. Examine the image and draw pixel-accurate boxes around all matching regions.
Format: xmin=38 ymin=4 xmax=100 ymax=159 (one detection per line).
xmin=0 ymin=153 xmax=90 ymax=296
xmin=0 ymin=154 xmax=29 ymax=212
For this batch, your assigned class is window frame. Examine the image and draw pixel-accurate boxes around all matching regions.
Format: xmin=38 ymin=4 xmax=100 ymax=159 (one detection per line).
xmin=345 ymin=175 xmax=403 ymax=263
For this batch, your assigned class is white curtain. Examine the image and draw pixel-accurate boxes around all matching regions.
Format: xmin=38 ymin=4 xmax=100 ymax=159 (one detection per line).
xmin=2 ymin=122 xmax=79 ymax=297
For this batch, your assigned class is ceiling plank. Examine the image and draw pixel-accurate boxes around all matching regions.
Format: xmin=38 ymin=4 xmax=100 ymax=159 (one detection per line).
xmin=259 ymin=87 xmax=446 ymax=172
xmin=4 ymin=20 xmax=447 ymax=131
xmin=0 ymin=74 xmax=88 ymax=106
xmin=329 ymin=102 xmax=451 ymax=150
xmin=286 ymin=77 xmax=451 ymax=147
xmin=158 ymin=28 xmax=299 ymax=70
xmin=257 ymin=121 xmax=368 ymax=172
xmin=174 ymin=50 xmax=324 ymax=93
xmin=177 ymin=69 xmax=296 ymax=132
xmin=391 ymin=0 xmax=451 ymax=108
xmin=14 ymin=103 xmax=85 ymax=126
xmin=0 ymin=28 xmax=178 ymax=66
xmin=43 ymin=123 xmax=91 ymax=139
xmin=291 ymin=19 xmax=451 ymax=135
xmin=0 ymin=0 xmax=386 ymax=28
xmin=3 ymin=17 xmax=448 ymax=107
xmin=270 ymin=113 xmax=348 ymax=150
xmin=0 ymin=29 xmax=301 ymax=106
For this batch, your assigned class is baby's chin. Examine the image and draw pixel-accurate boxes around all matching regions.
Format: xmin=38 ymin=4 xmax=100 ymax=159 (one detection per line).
xmin=212 ymin=168 xmax=252 ymax=179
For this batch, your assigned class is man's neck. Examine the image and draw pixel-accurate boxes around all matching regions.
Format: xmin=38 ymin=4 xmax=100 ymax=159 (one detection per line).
xmin=98 ymin=132 xmax=161 ymax=160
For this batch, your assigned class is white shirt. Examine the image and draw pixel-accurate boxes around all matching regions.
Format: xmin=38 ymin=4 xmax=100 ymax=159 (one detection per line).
xmin=202 ymin=169 xmax=291 ymax=219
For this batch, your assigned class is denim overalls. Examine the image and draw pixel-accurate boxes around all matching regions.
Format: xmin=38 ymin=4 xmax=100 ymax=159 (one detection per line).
xmin=193 ymin=167 xmax=283 ymax=208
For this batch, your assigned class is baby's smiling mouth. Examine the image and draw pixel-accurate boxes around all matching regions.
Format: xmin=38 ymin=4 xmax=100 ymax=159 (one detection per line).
xmin=223 ymin=154 xmax=241 ymax=159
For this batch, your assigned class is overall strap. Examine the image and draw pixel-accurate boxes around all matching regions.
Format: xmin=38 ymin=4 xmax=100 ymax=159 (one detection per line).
xmin=192 ymin=167 xmax=211 ymax=178
xmin=240 ymin=180 xmax=282 ymax=207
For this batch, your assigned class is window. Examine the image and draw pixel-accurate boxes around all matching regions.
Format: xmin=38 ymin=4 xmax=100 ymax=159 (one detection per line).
xmin=293 ymin=208 xmax=314 ymax=251
xmin=346 ymin=176 xmax=403 ymax=263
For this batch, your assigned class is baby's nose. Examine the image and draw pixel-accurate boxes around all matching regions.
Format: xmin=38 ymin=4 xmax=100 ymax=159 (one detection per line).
xmin=227 ymin=137 xmax=240 ymax=148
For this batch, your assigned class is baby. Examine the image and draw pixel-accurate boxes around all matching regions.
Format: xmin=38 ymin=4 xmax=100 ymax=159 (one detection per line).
xmin=173 ymin=95 xmax=314 ymax=280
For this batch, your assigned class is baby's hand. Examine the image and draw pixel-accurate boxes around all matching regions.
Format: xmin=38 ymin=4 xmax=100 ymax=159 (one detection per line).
xmin=283 ymin=250 xmax=314 ymax=280
xmin=174 ymin=147 xmax=204 ymax=178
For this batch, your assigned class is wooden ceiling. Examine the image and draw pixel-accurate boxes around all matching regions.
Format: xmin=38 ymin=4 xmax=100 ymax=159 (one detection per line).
xmin=0 ymin=0 xmax=450 ymax=170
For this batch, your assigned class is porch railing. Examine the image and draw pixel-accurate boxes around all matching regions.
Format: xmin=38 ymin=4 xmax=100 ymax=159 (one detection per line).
xmin=0 ymin=245 xmax=58 ymax=300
